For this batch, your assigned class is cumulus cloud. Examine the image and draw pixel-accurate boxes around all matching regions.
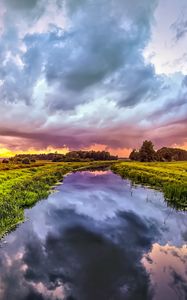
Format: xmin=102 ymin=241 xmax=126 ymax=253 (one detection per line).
xmin=6 ymin=0 xmax=39 ymax=10
xmin=171 ymin=17 xmax=187 ymax=41
xmin=1 ymin=0 xmax=158 ymax=103
xmin=0 ymin=0 xmax=186 ymax=153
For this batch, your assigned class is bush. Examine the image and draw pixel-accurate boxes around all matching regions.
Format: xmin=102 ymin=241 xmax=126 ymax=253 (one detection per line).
xmin=22 ymin=158 xmax=30 ymax=164
xmin=2 ymin=159 xmax=9 ymax=164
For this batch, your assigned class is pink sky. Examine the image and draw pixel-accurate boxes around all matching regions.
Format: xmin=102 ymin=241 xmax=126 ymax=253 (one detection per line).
xmin=0 ymin=0 xmax=186 ymax=156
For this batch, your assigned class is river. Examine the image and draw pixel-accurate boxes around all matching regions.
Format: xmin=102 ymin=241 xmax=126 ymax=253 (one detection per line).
xmin=0 ymin=170 xmax=187 ymax=300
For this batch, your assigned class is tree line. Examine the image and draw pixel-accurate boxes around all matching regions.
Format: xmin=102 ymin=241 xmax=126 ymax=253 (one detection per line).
xmin=129 ymin=140 xmax=187 ymax=162
xmin=2 ymin=142 xmax=186 ymax=164
xmin=8 ymin=150 xmax=118 ymax=164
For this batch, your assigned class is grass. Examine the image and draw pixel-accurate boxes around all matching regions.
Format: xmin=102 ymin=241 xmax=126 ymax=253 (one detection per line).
xmin=0 ymin=160 xmax=113 ymax=238
xmin=111 ymin=161 xmax=187 ymax=209
xmin=1 ymin=160 xmax=186 ymax=238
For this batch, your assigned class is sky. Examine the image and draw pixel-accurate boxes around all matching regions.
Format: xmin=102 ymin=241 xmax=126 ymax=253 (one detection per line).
xmin=0 ymin=0 xmax=187 ymax=157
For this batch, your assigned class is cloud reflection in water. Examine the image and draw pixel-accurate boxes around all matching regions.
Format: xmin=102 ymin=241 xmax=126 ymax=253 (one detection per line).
xmin=0 ymin=171 xmax=186 ymax=300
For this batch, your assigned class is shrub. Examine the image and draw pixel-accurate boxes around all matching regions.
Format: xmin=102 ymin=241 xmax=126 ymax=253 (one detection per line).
xmin=22 ymin=158 xmax=30 ymax=164
xmin=2 ymin=159 xmax=9 ymax=164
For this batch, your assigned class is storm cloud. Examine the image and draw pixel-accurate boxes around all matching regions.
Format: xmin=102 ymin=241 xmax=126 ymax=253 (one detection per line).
xmin=171 ymin=17 xmax=187 ymax=41
xmin=0 ymin=0 xmax=186 ymax=153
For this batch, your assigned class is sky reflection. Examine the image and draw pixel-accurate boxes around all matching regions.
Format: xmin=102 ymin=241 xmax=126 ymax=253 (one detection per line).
xmin=0 ymin=171 xmax=186 ymax=300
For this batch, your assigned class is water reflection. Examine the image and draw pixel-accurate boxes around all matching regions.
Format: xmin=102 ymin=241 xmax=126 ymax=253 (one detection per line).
xmin=0 ymin=171 xmax=186 ymax=300
xmin=142 ymin=243 xmax=187 ymax=300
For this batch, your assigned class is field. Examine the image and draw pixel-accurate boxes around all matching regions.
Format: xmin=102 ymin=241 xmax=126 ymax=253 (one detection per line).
xmin=0 ymin=160 xmax=186 ymax=239
xmin=112 ymin=161 xmax=187 ymax=209
xmin=0 ymin=161 xmax=112 ymax=238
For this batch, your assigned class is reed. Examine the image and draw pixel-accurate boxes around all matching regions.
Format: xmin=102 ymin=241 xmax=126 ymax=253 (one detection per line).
xmin=112 ymin=161 xmax=187 ymax=209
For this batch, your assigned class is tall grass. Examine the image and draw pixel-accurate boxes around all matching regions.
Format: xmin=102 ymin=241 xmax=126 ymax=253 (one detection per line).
xmin=111 ymin=161 xmax=187 ymax=209
xmin=0 ymin=161 xmax=112 ymax=238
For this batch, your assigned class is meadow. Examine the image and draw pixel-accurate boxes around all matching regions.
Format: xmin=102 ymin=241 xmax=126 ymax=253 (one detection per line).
xmin=0 ymin=160 xmax=186 ymax=239
xmin=112 ymin=161 xmax=187 ymax=209
xmin=0 ymin=161 xmax=112 ymax=238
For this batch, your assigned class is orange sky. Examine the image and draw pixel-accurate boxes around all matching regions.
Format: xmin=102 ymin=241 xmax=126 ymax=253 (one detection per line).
xmin=0 ymin=142 xmax=187 ymax=158
xmin=0 ymin=144 xmax=131 ymax=158
xmin=0 ymin=146 xmax=69 ymax=158
xmin=0 ymin=0 xmax=187 ymax=160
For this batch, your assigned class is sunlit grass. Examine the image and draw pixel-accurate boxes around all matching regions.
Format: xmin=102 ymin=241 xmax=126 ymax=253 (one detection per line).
xmin=1 ymin=160 xmax=186 ymax=239
xmin=0 ymin=161 xmax=112 ymax=238
xmin=112 ymin=161 xmax=187 ymax=209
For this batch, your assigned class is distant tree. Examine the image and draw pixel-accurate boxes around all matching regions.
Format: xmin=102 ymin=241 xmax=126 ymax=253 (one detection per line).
xmin=157 ymin=147 xmax=187 ymax=161
xmin=157 ymin=147 xmax=172 ymax=162
xmin=22 ymin=158 xmax=30 ymax=164
xmin=13 ymin=150 xmax=118 ymax=163
xmin=139 ymin=140 xmax=157 ymax=162
xmin=129 ymin=149 xmax=140 ymax=161
xmin=129 ymin=142 xmax=187 ymax=162
xmin=2 ymin=159 xmax=9 ymax=163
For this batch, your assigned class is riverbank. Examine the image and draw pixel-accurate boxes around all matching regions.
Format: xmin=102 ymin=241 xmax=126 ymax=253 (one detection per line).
xmin=0 ymin=161 xmax=113 ymax=238
xmin=1 ymin=160 xmax=186 ymax=238
xmin=111 ymin=161 xmax=187 ymax=209
xmin=1 ymin=169 xmax=186 ymax=299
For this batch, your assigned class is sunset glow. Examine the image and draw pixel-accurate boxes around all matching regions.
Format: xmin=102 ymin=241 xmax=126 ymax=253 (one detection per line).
xmin=0 ymin=0 xmax=186 ymax=156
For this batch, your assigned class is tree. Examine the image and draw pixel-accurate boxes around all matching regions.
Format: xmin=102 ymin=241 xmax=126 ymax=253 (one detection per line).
xmin=2 ymin=159 xmax=9 ymax=163
xmin=139 ymin=140 xmax=157 ymax=162
xmin=129 ymin=149 xmax=140 ymax=161
xmin=22 ymin=158 xmax=30 ymax=164
xmin=157 ymin=147 xmax=187 ymax=161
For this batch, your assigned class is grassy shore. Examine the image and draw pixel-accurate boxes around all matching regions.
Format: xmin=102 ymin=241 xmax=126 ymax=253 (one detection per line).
xmin=112 ymin=161 xmax=187 ymax=209
xmin=0 ymin=161 xmax=112 ymax=238
xmin=1 ymin=160 xmax=186 ymax=238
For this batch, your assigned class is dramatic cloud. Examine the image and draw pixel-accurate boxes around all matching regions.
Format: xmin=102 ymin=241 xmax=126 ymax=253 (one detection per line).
xmin=6 ymin=0 xmax=39 ymax=10
xmin=0 ymin=0 xmax=186 ymax=155
xmin=171 ymin=17 xmax=187 ymax=41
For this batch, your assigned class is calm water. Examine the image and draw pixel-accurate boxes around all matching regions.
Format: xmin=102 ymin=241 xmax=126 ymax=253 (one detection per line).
xmin=0 ymin=170 xmax=187 ymax=300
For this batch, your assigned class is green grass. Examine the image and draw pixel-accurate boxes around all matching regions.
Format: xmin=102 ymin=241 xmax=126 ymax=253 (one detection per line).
xmin=111 ymin=161 xmax=187 ymax=209
xmin=0 ymin=161 xmax=112 ymax=238
xmin=1 ymin=160 xmax=186 ymax=238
